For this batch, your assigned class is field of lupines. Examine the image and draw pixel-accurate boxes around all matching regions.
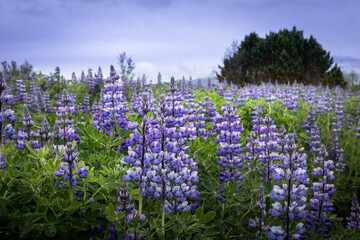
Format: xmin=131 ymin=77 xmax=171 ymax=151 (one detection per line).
xmin=1 ymin=66 xmax=360 ymax=240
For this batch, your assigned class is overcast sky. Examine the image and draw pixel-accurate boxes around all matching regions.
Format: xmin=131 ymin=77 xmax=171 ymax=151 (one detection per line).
xmin=1 ymin=0 xmax=360 ymax=81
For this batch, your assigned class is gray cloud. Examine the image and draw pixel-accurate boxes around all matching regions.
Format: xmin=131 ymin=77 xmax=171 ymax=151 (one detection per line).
xmin=334 ymin=56 xmax=360 ymax=72
xmin=1 ymin=0 xmax=360 ymax=79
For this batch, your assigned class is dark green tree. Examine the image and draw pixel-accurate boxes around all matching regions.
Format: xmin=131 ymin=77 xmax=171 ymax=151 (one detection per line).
xmin=218 ymin=27 xmax=345 ymax=87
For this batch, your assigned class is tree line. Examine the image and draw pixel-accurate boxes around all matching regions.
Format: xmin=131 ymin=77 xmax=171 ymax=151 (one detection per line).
xmin=217 ymin=27 xmax=346 ymax=87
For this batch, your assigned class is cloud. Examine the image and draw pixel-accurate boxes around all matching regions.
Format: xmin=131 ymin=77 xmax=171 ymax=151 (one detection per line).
xmin=135 ymin=61 xmax=159 ymax=80
xmin=334 ymin=56 xmax=360 ymax=65
xmin=334 ymin=56 xmax=360 ymax=73
xmin=14 ymin=0 xmax=51 ymax=16
xmin=1 ymin=0 xmax=360 ymax=79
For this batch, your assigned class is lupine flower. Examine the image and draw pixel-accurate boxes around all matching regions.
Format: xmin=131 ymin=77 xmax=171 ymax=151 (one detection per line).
xmin=92 ymin=66 xmax=128 ymax=150
xmin=268 ymin=226 xmax=285 ymax=240
xmin=249 ymin=184 xmax=269 ymax=238
xmin=35 ymin=91 xmax=47 ymax=113
xmin=54 ymin=142 xmax=89 ymax=190
xmin=302 ymin=106 xmax=321 ymax=153
xmin=215 ymin=103 xmax=245 ymax=202
xmin=40 ymin=118 xmax=52 ymax=144
xmin=4 ymin=124 xmax=18 ymax=141
xmin=16 ymin=104 xmax=40 ymax=150
xmin=346 ymin=194 xmax=360 ymax=232
xmin=3 ymin=109 xmax=17 ymax=122
xmin=0 ymin=154 xmax=6 ymax=169
xmin=305 ymin=145 xmax=335 ymax=237
xmin=257 ymin=114 xmax=282 ymax=181
xmin=329 ymin=89 xmax=345 ymax=172
xmin=107 ymin=183 xmax=146 ymax=240
xmin=268 ymin=134 xmax=309 ymax=240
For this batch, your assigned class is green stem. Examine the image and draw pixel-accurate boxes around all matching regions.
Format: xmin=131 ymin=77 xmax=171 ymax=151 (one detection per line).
xmin=83 ymin=180 xmax=87 ymax=202
xmin=89 ymin=186 xmax=102 ymax=200
xmin=139 ymin=187 xmax=143 ymax=216
xmin=161 ymin=197 xmax=166 ymax=236
xmin=69 ymin=163 xmax=74 ymax=204
xmin=70 ymin=184 xmax=74 ymax=204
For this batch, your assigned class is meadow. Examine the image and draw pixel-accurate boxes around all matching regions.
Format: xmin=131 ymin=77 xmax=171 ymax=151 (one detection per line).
xmin=0 ymin=68 xmax=360 ymax=240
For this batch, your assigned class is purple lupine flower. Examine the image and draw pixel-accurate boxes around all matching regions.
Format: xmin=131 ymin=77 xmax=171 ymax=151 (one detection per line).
xmin=268 ymin=226 xmax=284 ymax=240
xmin=43 ymin=91 xmax=53 ymax=113
xmin=108 ymin=183 xmax=146 ymax=239
xmin=249 ymin=184 xmax=269 ymax=238
xmin=83 ymin=94 xmax=90 ymax=114
xmin=256 ymin=114 xmax=282 ymax=181
xmin=302 ymin=106 xmax=321 ymax=153
xmin=4 ymin=109 xmax=17 ymax=122
xmin=268 ymin=134 xmax=309 ymax=240
xmin=305 ymin=145 xmax=335 ymax=237
xmin=251 ymin=105 xmax=263 ymax=136
xmin=157 ymin=72 xmax=163 ymax=89
xmin=40 ymin=118 xmax=51 ymax=144
xmin=35 ymin=91 xmax=47 ymax=113
xmin=17 ymin=104 xmax=41 ymax=150
xmin=92 ymin=66 xmax=128 ymax=150
xmin=346 ymin=194 xmax=360 ymax=232
xmin=4 ymin=124 xmax=18 ymax=141
xmin=54 ymin=142 xmax=88 ymax=190
xmin=187 ymin=103 xmax=208 ymax=142
xmin=77 ymin=166 xmax=88 ymax=178
xmin=55 ymin=106 xmax=79 ymax=145
xmin=0 ymin=154 xmax=6 ymax=169
xmin=215 ymin=103 xmax=245 ymax=202
xmin=329 ymin=88 xmax=345 ymax=172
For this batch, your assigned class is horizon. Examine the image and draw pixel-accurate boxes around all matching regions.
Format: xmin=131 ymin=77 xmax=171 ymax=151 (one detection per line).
xmin=1 ymin=0 xmax=360 ymax=80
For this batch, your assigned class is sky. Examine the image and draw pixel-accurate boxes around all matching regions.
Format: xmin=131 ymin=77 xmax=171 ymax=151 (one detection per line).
xmin=1 ymin=0 xmax=360 ymax=81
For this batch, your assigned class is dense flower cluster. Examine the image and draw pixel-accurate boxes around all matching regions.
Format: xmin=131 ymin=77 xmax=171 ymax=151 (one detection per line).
xmin=214 ymin=103 xmax=245 ymax=202
xmin=123 ymin=91 xmax=199 ymax=216
xmin=257 ymin=114 xmax=282 ymax=181
xmin=330 ymin=89 xmax=345 ymax=172
xmin=16 ymin=104 xmax=41 ymax=150
xmin=302 ymin=106 xmax=321 ymax=153
xmin=55 ymin=106 xmax=79 ymax=145
xmin=268 ymin=134 xmax=309 ymax=240
xmin=305 ymin=145 xmax=335 ymax=238
xmin=92 ymin=66 xmax=129 ymax=150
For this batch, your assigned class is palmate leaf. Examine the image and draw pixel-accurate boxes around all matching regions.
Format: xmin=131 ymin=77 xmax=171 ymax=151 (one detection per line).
xmin=45 ymin=225 xmax=57 ymax=237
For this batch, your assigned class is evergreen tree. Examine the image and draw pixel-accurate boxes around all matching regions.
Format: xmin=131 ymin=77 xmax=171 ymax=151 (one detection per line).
xmin=218 ymin=27 xmax=345 ymax=87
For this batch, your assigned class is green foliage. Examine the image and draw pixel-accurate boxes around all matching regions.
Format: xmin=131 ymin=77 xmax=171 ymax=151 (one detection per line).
xmin=218 ymin=26 xmax=346 ymax=87
xmin=2 ymin=85 xmax=360 ymax=239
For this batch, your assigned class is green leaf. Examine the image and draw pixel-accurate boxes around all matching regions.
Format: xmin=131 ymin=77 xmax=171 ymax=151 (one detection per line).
xmin=46 ymin=210 xmax=58 ymax=224
xmin=45 ymin=225 xmax=57 ymax=237
xmin=129 ymin=189 xmax=138 ymax=196
xmin=132 ymin=215 xmax=140 ymax=226
xmin=163 ymin=216 xmax=176 ymax=229
xmin=195 ymin=207 xmax=203 ymax=219
xmin=115 ymin=221 xmax=122 ymax=231
xmin=25 ymin=142 xmax=37 ymax=156
xmin=198 ymin=211 xmax=216 ymax=224
xmin=180 ymin=210 xmax=191 ymax=220
xmin=156 ymin=229 xmax=165 ymax=240
xmin=106 ymin=207 xmax=116 ymax=222
xmin=85 ymin=209 xmax=100 ymax=221
xmin=20 ymin=223 xmax=42 ymax=238
xmin=152 ymin=218 xmax=161 ymax=228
